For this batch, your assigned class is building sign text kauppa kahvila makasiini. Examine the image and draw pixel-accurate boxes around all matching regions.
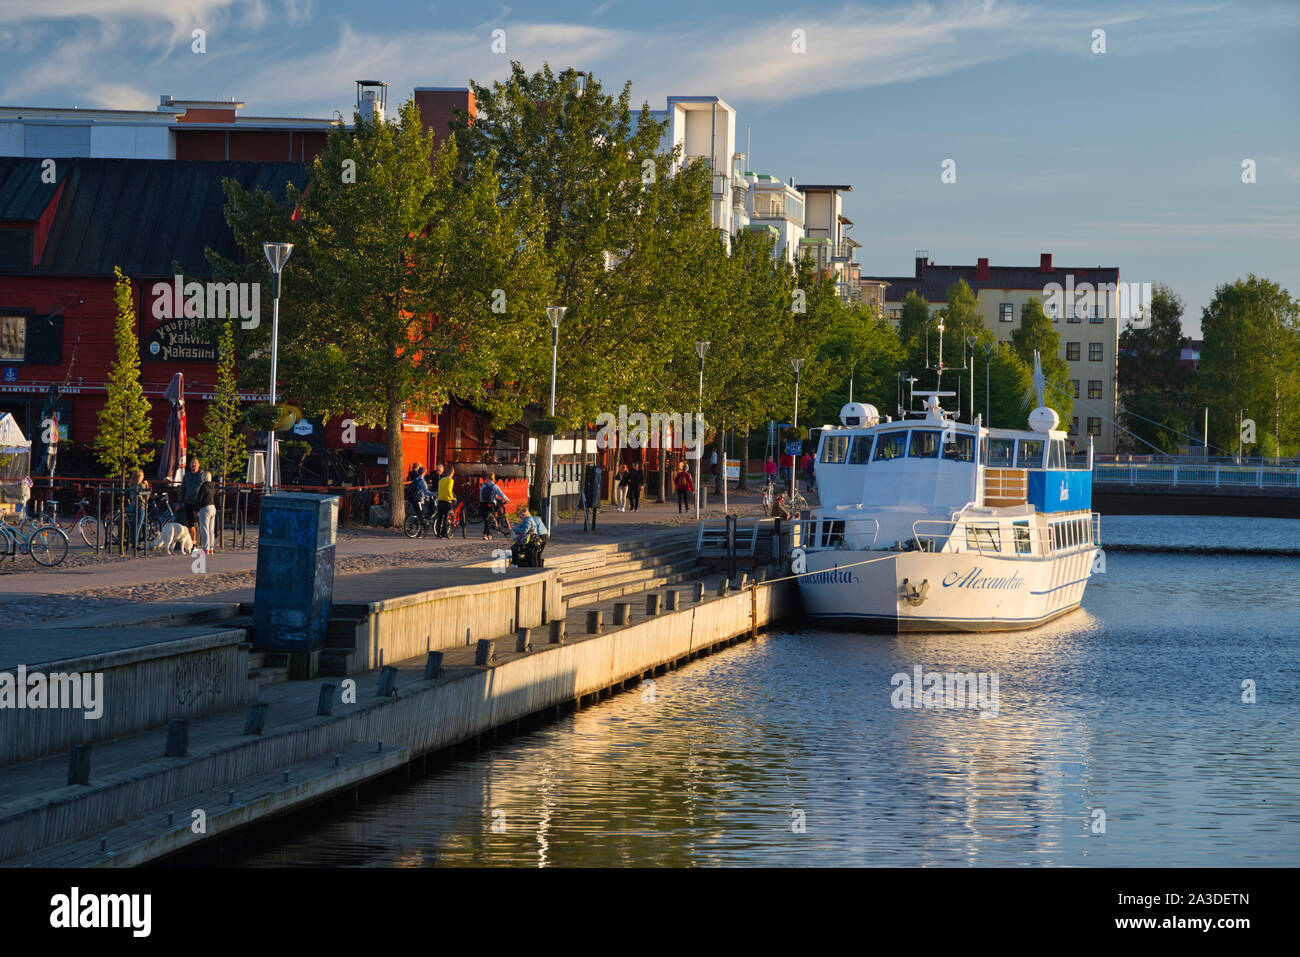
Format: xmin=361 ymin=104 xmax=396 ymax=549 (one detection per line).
xmin=143 ymin=276 xmax=262 ymax=362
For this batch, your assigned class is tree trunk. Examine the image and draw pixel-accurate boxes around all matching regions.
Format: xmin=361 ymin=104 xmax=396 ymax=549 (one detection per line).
xmin=530 ymin=433 xmax=551 ymax=514
xmin=737 ymin=424 xmax=749 ymax=491
xmin=387 ymin=394 xmax=404 ymax=527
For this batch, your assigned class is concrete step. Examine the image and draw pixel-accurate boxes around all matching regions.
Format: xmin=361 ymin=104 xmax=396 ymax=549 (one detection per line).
xmin=563 ymin=563 xmax=710 ymax=609
xmin=560 ymin=556 xmax=702 ymax=599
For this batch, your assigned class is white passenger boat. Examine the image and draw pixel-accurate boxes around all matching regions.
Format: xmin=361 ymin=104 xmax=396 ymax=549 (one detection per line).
xmin=794 ymin=362 xmax=1100 ymax=632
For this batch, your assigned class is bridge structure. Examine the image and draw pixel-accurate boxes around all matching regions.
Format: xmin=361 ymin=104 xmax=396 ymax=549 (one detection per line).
xmin=1090 ymin=458 xmax=1300 ymax=518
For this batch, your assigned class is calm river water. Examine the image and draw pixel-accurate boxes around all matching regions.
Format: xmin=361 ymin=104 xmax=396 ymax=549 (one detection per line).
xmin=234 ymin=516 xmax=1300 ymax=867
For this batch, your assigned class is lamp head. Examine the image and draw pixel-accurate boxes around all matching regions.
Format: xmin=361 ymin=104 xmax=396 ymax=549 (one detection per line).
xmin=546 ymin=306 xmax=567 ymax=329
xmin=263 ymin=242 xmax=293 ymax=274
xmin=696 ymin=340 xmax=710 ymax=359
xmin=966 ymin=335 xmax=977 ymax=349
xmin=791 ymin=357 xmax=804 ymax=374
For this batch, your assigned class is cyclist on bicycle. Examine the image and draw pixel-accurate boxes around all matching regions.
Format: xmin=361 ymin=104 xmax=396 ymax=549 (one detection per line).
xmin=435 ymin=464 xmax=456 ymax=538
xmin=479 ymin=473 xmax=509 ymax=540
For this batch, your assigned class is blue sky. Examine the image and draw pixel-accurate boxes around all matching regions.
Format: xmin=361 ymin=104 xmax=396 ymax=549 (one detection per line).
xmin=2 ymin=0 xmax=1296 ymax=335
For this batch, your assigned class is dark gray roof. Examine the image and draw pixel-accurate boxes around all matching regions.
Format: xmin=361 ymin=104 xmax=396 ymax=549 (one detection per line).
xmin=0 ymin=157 xmax=308 ymax=277
xmin=865 ymin=262 xmax=1121 ymax=302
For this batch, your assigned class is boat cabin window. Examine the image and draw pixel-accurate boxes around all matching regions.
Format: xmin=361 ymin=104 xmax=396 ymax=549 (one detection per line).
xmin=1015 ymin=439 xmax=1045 ymax=469
xmin=874 ymin=430 xmax=909 ymax=461
xmin=1013 ymin=520 xmax=1031 ymax=555
xmin=987 ymin=438 xmax=1015 ymax=467
xmin=965 ymin=524 xmax=1001 ymax=553
xmin=908 ymin=430 xmax=942 ymax=458
xmin=942 ymin=433 xmax=975 ymax=462
xmin=1048 ymin=438 xmax=1066 ymax=469
xmin=847 ymin=435 xmax=873 ymax=464
xmin=820 ymin=434 xmax=850 ymax=465
xmin=819 ymin=519 xmax=845 ymax=548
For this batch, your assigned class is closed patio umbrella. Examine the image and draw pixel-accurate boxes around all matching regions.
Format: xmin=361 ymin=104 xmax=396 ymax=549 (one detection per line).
xmin=157 ymin=372 xmax=187 ymax=485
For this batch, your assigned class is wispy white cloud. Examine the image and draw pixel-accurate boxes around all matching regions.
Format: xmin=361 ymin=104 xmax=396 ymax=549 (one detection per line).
xmin=593 ymin=1 xmax=616 ymax=15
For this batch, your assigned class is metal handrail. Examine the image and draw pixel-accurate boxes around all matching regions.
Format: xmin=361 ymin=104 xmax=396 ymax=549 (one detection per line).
xmin=1094 ymin=462 xmax=1300 ymax=489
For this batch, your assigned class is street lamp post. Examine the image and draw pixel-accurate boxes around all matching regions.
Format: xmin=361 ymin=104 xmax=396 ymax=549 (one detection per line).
xmin=790 ymin=357 xmax=804 ymax=497
xmin=966 ymin=336 xmax=977 ymax=425
xmin=983 ymin=342 xmax=992 ymax=426
xmin=262 ymin=241 xmax=293 ymax=494
xmin=545 ymin=306 xmax=567 ymax=530
xmin=695 ymin=340 xmax=710 ymax=520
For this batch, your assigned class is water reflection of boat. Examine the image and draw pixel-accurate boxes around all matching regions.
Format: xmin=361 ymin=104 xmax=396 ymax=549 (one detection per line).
xmin=795 ymin=355 xmax=1100 ymax=633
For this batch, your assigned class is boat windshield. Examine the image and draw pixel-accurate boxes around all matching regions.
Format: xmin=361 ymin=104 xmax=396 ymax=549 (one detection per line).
xmin=848 ymin=435 xmax=873 ymax=464
xmin=1016 ymin=439 xmax=1045 ymax=468
xmin=909 ymin=430 xmax=942 ymax=458
xmin=987 ymin=438 xmax=1014 ymax=466
xmin=874 ymin=431 xmax=908 ymax=461
xmin=942 ymin=433 xmax=975 ymax=462
xmin=821 ymin=434 xmax=850 ymax=464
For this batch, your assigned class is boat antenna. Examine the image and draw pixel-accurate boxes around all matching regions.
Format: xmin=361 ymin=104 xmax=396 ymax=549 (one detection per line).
xmin=1032 ymin=350 xmax=1045 ymax=408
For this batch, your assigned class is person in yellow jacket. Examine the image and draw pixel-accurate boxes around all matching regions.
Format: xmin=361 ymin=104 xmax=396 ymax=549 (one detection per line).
xmin=435 ymin=464 xmax=457 ymax=538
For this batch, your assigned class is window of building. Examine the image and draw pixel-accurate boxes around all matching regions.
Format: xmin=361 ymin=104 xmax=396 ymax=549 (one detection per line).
xmin=999 ymin=303 xmax=1013 ymax=323
xmin=1066 ymin=342 xmax=1080 ymax=361
xmin=889 ymin=308 xmax=901 ymax=320
xmin=1068 ymin=300 xmax=1081 ymax=323
xmin=1089 ymin=343 xmax=1103 ymax=361
xmin=0 ymin=315 xmax=24 ymax=360
xmin=1046 ymin=299 xmax=1058 ymax=322
xmin=1087 ymin=417 xmax=1102 ymax=436
xmin=1092 ymin=293 xmax=1107 ymax=321
xmin=1088 ymin=380 xmax=1103 ymax=399
xmin=1070 ymin=379 xmax=1080 ymax=398
xmin=0 ymin=311 xmax=62 ymax=365
xmin=1069 ymin=417 xmax=1078 ymax=435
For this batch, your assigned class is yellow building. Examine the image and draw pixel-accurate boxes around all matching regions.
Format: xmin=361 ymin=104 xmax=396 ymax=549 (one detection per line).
xmin=862 ymin=252 xmax=1123 ymax=453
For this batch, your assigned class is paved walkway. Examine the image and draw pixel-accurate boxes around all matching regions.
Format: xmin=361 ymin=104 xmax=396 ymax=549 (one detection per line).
xmin=0 ymin=490 xmax=777 ymax=601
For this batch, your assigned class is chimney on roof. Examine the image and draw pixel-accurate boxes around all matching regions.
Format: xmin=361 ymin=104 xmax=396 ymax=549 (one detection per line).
xmin=914 ymin=250 xmax=928 ymax=279
xmin=976 ymin=257 xmax=989 ymax=281
xmin=1039 ymin=252 xmax=1053 ymax=273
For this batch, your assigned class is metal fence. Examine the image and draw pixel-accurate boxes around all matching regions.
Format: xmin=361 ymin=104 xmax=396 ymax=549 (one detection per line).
xmin=1093 ymin=463 xmax=1300 ymax=489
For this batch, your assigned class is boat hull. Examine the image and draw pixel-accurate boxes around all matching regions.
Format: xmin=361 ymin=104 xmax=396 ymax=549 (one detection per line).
xmin=797 ymin=547 xmax=1098 ymax=633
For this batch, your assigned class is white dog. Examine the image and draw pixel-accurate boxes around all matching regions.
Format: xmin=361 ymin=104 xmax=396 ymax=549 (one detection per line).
xmin=150 ymin=522 xmax=195 ymax=555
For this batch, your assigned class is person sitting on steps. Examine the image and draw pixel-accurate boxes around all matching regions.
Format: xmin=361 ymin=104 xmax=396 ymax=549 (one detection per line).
xmin=511 ymin=504 xmax=548 ymax=567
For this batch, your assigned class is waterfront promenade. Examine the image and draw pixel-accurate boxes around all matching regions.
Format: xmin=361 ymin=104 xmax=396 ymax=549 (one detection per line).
xmin=0 ymin=500 xmax=795 ymax=867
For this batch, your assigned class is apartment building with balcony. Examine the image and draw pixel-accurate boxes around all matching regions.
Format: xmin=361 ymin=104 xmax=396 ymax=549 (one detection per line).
xmin=863 ymin=252 xmax=1121 ymax=452
xmin=646 ymin=96 xmax=745 ymax=242
xmin=796 ymin=184 xmax=860 ymax=302
xmin=742 ymin=174 xmax=804 ymax=261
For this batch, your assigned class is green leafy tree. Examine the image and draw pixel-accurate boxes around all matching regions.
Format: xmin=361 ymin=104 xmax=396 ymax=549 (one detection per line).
xmin=455 ymin=63 xmax=711 ymax=509
xmin=1116 ymin=283 xmax=1191 ymax=454
xmin=95 ymin=267 xmax=155 ymax=479
xmin=189 ymin=319 xmax=247 ymax=482
xmin=897 ymin=291 xmax=931 ymax=350
xmin=1010 ymin=297 xmax=1072 ymax=422
xmin=216 ymin=99 xmax=551 ymax=524
xmin=1197 ymin=274 xmax=1300 ymax=457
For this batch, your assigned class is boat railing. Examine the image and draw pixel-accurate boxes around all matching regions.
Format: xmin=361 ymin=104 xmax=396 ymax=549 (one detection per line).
xmin=915 ymin=518 xmax=1072 ymax=557
xmin=795 ymin=516 xmax=879 ymax=551
xmin=1094 ymin=462 xmax=1300 ymax=489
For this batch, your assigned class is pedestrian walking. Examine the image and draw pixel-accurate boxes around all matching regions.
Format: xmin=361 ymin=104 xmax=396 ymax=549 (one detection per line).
xmin=763 ymin=456 xmax=778 ymax=481
xmin=672 ymin=462 xmax=694 ymax=513
xmin=196 ymin=471 xmax=216 ymax=554
xmin=127 ymin=468 xmax=150 ymax=546
xmin=180 ymin=457 xmax=203 ymax=543
xmin=615 ymin=465 xmax=630 ymax=512
xmin=627 ymin=464 xmax=644 ymax=512
xmin=801 ymin=451 xmax=814 ymax=491
xmin=779 ymin=450 xmax=794 ymax=488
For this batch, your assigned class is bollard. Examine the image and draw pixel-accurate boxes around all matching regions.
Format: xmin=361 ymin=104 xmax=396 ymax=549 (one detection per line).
xmin=693 ymin=581 xmax=705 ymax=603
xmin=317 ymin=684 xmax=336 ymax=716
xmin=716 ymin=577 xmax=729 ymax=597
xmin=376 ymin=665 xmax=398 ymax=697
xmin=549 ymin=619 xmax=566 ymax=644
xmin=164 ymin=719 xmax=190 ymax=757
xmin=475 ymin=639 xmax=497 ymax=666
xmin=243 ymin=703 xmax=269 ymax=735
xmin=67 ymin=745 xmax=91 ymax=786
xmin=424 ymin=651 xmax=445 ymax=680
xmin=516 ymin=628 xmax=532 ymax=653
xmin=586 ymin=610 xmax=603 ymax=635
xmin=613 ymin=602 xmax=632 ymax=626
xmin=665 ymin=590 xmax=680 ymax=612
xmin=646 ymin=593 xmax=661 ymax=616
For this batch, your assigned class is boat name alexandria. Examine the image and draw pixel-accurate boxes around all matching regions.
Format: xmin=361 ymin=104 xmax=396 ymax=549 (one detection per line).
xmin=941 ymin=567 xmax=1026 ymax=591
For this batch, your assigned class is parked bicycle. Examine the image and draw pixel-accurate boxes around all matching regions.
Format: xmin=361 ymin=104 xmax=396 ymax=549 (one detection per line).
xmin=0 ymin=513 xmax=69 ymax=566
xmin=403 ymin=498 xmax=471 ymax=539
xmin=30 ymin=498 xmax=102 ymax=549
xmin=106 ymin=490 xmax=175 ymax=549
